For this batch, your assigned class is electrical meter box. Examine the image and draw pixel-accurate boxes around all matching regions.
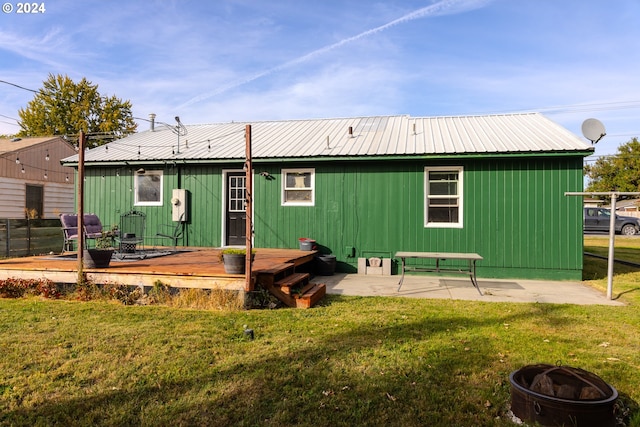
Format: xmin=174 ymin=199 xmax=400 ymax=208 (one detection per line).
xmin=171 ymin=189 xmax=189 ymax=222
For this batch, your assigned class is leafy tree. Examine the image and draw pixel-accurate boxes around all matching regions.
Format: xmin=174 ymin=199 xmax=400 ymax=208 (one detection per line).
xmin=585 ymin=138 xmax=640 ymax=192
xmin=17 ymin=73 xmax=137 ymax=144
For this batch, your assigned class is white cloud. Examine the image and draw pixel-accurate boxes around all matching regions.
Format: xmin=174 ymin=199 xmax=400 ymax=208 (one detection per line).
xmin=1 ymin=0 xmax=639 ymax=155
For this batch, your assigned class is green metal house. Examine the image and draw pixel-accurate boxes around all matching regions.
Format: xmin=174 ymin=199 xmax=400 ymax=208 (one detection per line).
xmin=62 ymin=113 xmax=593 ymax=280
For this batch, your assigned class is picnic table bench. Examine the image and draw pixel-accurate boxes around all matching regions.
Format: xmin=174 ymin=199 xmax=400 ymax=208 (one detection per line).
xmin=395 ymin=251 xmax=483 ymax=295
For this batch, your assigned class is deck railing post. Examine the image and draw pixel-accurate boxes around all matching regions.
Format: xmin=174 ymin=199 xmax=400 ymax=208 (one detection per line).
xmin=245 ymin=124 xmax=253 ymax=292
xmin=77 ymin=131 xmax=86 ymax=282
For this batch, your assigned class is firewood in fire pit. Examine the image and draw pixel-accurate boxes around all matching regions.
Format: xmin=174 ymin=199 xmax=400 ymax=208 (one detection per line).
xmin=555 ymin=383 xmax=578 ymax=399
xmin=531 ymin=373 xmax=555 ymax=396
xmin=580 ymin=386 xmax=602 ymax=400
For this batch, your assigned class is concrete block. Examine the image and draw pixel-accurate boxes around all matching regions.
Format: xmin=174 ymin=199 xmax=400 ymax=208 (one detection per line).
xmin=366 ymin=266 xmax=383 ymax=275
xmin=383 ymin=258 xmax=392 ymax=275
xmin=359 ymin=257 xmax=393 ymax=275
xmin=357 ymin=257 xmax=367 ymax=274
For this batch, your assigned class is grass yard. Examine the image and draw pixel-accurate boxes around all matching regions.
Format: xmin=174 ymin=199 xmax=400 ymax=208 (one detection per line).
xmin=1 ymin=236 xmax=639 ymax=426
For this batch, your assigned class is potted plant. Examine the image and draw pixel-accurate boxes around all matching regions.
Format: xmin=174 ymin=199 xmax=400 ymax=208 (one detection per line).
xmin=219 ymin=248 xmax=256 ymax=274
xmin=84 ymin=225 xmax=118 ymax=268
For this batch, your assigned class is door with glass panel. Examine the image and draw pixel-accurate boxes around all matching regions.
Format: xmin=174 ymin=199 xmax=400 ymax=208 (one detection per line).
xmin=225 ymin=172 xmax=246 ymax=246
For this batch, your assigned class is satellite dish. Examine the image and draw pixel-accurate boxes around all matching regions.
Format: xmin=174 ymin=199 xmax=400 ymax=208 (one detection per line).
xmin=581 ymin=118 xmax=606 ymax=144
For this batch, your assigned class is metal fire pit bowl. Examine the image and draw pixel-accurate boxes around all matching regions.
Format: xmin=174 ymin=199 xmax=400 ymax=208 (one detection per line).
xmin=509 ymin=364 xmax=618 ymax=427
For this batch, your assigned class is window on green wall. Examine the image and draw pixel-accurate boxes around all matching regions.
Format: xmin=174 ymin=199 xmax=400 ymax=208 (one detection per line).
xmin=424 ymin=166 xmax=463 ymax=228
xmin=134 ymin=170 xmax=163 ymax=206
xmin=282 ymin=168 xmax=314 ymax=206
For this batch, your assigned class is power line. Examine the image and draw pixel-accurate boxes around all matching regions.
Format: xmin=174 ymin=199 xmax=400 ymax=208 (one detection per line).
xmin=0 ymin=80 xmax=38 ymax=93
xmin=4 ymin=78 xmax=640 ymax=139
xmin=0 ymin=113 xmax=19 ymax=121
xmin=539 ymin=100 xmax=640 ymax=114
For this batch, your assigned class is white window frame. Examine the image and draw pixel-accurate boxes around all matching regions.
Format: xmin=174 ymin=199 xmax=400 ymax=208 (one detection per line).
xmin=282 ymin=168 xmax=315 ymax=206
xmin=134 ymin=170 xmax=163 ymax=206
xmin=424 ymin=166 xmax=463 ymax=228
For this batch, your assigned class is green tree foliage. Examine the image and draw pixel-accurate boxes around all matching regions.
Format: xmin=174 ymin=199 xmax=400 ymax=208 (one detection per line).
xmin=585 ymin=138 xmax=640 ymax=192
xmin=17 ymin=73 xmax=137 ymax=145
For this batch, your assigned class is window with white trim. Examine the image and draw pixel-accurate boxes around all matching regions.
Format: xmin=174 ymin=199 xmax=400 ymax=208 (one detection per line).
xmin=424 ymin=167 xmax=463 ymax=227
xmin=282 ymin=168 xmax=314 ymax=206
xmin=134 ymin=170 xmax=163 ymax=206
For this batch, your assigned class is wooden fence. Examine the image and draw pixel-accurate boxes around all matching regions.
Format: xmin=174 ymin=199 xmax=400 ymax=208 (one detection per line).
xmin=0 ymin=218 xmax=62 ymax=258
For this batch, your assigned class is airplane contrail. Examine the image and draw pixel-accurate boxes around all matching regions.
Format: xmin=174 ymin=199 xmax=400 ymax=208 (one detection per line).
xmin=178 ymin=0 xmax=494 ymax=109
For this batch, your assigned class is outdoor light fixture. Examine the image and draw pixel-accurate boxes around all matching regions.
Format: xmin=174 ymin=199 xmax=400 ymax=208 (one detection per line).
xmin=136 ymin=168 xmax=145 ymax=174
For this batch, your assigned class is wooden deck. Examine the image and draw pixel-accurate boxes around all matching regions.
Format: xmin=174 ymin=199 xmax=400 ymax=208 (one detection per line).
xmin=0 ymin=248 xmax=317 ymax=292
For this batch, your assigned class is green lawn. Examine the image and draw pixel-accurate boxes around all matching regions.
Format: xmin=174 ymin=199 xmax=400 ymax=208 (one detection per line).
xmin=1 ymin=236 xmax=639 ymax=426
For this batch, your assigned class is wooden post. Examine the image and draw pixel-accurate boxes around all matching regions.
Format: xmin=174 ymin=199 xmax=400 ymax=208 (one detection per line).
xmin=77 ymin=131 xmax=85 ymax=282
xmin=245 ymin=124 xmax=253 ymax=292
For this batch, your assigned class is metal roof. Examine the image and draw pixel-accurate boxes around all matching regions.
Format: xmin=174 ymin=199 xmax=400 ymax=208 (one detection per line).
xmin=0 ymin=136 xmax=67 ymax=155
xmin=63 ymin=113 xmax=593 ymax=164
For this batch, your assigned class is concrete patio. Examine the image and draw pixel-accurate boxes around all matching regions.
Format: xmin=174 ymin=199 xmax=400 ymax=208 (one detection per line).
xmin=314 ymin=273 xmax=625 ymax=306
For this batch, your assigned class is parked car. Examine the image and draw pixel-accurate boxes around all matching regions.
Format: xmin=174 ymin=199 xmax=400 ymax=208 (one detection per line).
xmin=583 ymin=207 xmax=640 ymax=235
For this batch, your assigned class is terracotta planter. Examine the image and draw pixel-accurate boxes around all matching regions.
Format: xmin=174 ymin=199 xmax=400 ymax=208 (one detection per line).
xmin=83 ymin=249 xmax=114 ymax=268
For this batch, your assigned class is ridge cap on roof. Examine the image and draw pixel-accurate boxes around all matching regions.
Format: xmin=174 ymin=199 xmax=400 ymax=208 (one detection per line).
xmin=412 ymin=111 xmax=540 ymax=120
xmin=164 ymin=112 xmax=542 ymax=128
xmin=180 ymin=114 xmax=407 ymax=127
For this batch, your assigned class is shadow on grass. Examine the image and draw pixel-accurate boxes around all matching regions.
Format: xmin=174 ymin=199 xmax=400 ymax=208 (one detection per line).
xmin=583 ymin=253 xmax=640 ymax=281
xmin=2 ymin=297 xmax=638 ymax=426
xmin=615 ymin=287 xmax=640 ymax=300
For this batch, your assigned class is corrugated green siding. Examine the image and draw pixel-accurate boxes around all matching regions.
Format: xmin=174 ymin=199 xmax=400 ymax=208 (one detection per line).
xmin=253 ymin=157 xmax=584 ymax=280
xmin=465 ymin=158 xmax=583 ymax=278
xmin=82 ymin=166 xmax=179 ymax=242
xmin=81 ymin=155 xmax=584 ymax=280
xmin=181 ymin=165 xmax=226 ymax=247
xmin=82 ymin=164 xmax=239 ymax=249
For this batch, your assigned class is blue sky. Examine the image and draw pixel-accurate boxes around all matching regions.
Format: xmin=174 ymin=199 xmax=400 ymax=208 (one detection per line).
xmin=1 ymin=0 xmax=639 ymax=160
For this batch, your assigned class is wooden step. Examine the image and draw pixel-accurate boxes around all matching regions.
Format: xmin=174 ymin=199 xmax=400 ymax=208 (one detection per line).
xmin=262 ymin=283 xmax=296 ymax=308
xmin=275 ymin=273 xmax=310 ymax=295
xmin=258 ymin=262 xmax=295 ymax=276
xmin=295 ymin=283 xmax=326 ymax=309
xmin=293 ymin=282 xmax=316 ymax=297
xmin=255 ymin=263 xmax=295 ymax=287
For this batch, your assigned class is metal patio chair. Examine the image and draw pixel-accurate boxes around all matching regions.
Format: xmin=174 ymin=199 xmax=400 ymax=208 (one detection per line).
xmin=59 ymin=213 xmax=104 ymax=253
xmin=155 ymin=213 xmax=184 ymax=251
xmin=115 ymin=210 xmax=146 ymax=259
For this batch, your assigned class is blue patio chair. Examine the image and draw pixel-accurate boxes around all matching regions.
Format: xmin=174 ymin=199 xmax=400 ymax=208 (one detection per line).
xmin=59 ymin=213 xmax=104 ymax=253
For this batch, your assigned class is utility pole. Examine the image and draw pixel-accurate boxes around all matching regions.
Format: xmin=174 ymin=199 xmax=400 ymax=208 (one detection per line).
xmin=245 ymin=124 xmax=253 ymax=292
